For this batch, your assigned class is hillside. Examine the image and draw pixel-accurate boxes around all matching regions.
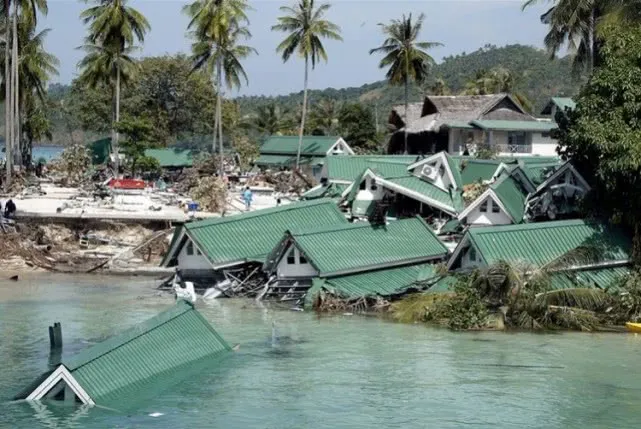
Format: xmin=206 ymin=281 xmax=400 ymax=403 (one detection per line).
xmin=236 ymin=44 xmax=583 ymax=120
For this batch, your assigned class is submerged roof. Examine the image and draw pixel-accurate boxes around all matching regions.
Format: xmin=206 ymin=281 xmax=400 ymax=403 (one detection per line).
xmin=461 ymin=219 xmax=631 ymax=267
xmin=18 ymin=301 xmax=231 ymax=407
xmin=549 ymin=265 xmax=629 ymax=291
xmin=268 ymin=217 xmax=448 ymax=277
xmin=144 ymin=148 xmax=194 ymax=168
xmin=183 ymin=199 xmax=348 ymax=267
xmin=260 ymin=135 xmax=341 ymax=156
xmin=306 ymin=263 xmax=443 ymax=305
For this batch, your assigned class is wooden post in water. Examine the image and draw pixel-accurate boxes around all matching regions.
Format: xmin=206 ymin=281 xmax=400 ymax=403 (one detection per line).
xmin=48 ymin=322 xmax=63 ymax=367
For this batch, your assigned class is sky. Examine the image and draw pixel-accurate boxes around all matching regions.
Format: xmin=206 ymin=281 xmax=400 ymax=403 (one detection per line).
xmin=40 ymin=0 xmax=551 ymax=96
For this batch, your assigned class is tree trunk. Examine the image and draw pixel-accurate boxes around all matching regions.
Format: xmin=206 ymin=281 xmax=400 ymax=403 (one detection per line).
xmin=212 ymin=60 xmax=219 ymax=156
xmin=4 ymin=3 xmax=10 ymax=190
xmin=404 ymin=74 xmax=409 ymax=155
xmin=216 ymin=55 xmax=223 ymax=177
xmin=296 ymin=56 xmax=309 ymax=170
xmin=112 ymin=64 xmax=121 ymax=175
xmin=12 ymin=1 xmax=19 ymax=169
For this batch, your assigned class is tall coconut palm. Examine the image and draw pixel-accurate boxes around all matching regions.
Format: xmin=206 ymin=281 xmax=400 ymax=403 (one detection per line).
xmin=370 ymin=13 xmax=441 ymax=154
xmin=522 ymin=0 xmax=601 ymax=74
xmin=249 ymin=103 xmax=294 ymax=135
xmin=0 ymin=19 xmax=58 ymax=164
xmin=272 ymin=0 xmax=342 ymax=169
xmin=80 ymin=0 xmax=150 ymax=173
xmin=2 ymin=0 xmax=47 ymax=186
xmin=186 ymin=0 xmax=251 ymax=175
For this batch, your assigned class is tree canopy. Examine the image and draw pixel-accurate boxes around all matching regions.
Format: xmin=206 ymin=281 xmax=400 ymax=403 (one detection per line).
xmin=556 ymin=24 xmax=641 ymax=261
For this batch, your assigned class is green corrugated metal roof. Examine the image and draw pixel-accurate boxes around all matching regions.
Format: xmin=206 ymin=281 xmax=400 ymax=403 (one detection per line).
xmin=317 ymin=263 xmax=442 ymax=299
xmin=301 ymin=183 xmax=348 ymax=200
xmin=385 ymin=175 xmax=465 ymax=212
xmin=65 ymin=301 xmax=230 ymax=404
xmin=458 ymin=159 xmax=502 ymax=185
xmin=254 ymin=154 xmax=324 ymax=167
xmin=283 ymin=217 xmax=448 ymax=277
xmin=490 ymin=173 xmax=529 ymax=223
xmin=444 ymin=121 xmax=475 ymax=129
xmin=519 ymin=161 xmax=561 ymax=186
xmin=185 ymin=199 xmax=347 ymax=266
xmin=260 ymin=135 xmax=339 ymax=156
xmin=542 ymin=97 xmax=576 ymax=115
xmin=549 ymin=266 xmax=630 ymax=291
xmin=87 ymin=138 xmax=112 ymax=165
xmin=426 ymin=275 xmax=459 ymax=293
xmin=470 ymin=120 xmax=557 ymax=132
xmin=324 ymin=155 xmax=416 ymax=182
xmin=144 ymin=148 xmax=194 ymax=168
xmin=466 ymin=219 xmax=631 ymax=268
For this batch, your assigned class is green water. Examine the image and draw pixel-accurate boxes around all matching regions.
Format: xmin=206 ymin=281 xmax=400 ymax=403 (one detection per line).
xmin=2 ymin=274 xmax=641 ymax=428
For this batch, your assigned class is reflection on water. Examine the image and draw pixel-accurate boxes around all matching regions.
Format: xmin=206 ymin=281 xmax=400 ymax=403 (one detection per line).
xmin=2 ymin=273 xmax=641 ymax=428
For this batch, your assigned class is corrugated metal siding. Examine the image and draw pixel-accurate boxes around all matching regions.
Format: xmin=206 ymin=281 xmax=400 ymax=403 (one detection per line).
xmin=187 ymin=199 xmax=347 ymax=265
xmin=293 ymin=217 xmax=448 ymax=276
xmin=69 ymin=302 xmax=230 ymax=402
xmin=444 ymin=153 xmax=463 ymax=188
xmin=260 ymin=136 xmax=338 ymax=156
xmin=469 ymin=220 xmax=631 ymax=267
xmin=549 ymin=266 xmax=630 ymax=291
xmin=322 ymin=264 xmax=441 ymax=298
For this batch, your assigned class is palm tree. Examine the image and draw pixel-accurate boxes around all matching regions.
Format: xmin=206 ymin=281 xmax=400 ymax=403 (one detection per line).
xmin=186 ymin=0 xmax=252 ymax=175
xmin=0 ymin=19 xmax=57 ymax=164
xmin=370 ymin=13 xmax=441 ymax=154
xmin=249 ymin=103 xmax=294 ymax=135
xmin=272 ymin=0 xmax=342 ymax=169
xmin=2 ymin=0 xmax=47 ymax=186
xmin=80 ymin=0 xmax=150 ymax=173
xmin=462 ymin=68 xmax=533 ymax=112
xmin=428 ymin=77 xmax=450 ymax=95
xmin=309 ymin=98 xmax=340 ymax=135
xmin=522 ymin=0 xmax=600 ymax=74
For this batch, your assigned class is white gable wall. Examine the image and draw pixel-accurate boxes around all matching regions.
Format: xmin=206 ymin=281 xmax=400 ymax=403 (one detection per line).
xmin=412 ymin=156 xmax=452 ymax=190
xmin=177 ymin=237 xmax=212 ymax=270
xmin=354 ymin=175 xmax=387 ymax=205
xmin=463 ymin=196 xmax=512 ymax=226
xmin=276 ymin=245 xmax=319 ymax=278
xmin=460 ymin=245 xmax=485 ymax=269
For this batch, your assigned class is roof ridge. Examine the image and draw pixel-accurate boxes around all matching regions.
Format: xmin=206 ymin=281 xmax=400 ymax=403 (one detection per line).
xmin=470 ymin=219 xmax=589 ymax=235
xmin=186 ymin=199 xmax=338 ymax=231
xmin=65 ymin=301 xmax=194 ymax=370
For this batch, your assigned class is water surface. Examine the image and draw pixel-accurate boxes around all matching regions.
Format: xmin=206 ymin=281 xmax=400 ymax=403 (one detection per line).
xmin=1 ymin=274 xmax=641 ymax=428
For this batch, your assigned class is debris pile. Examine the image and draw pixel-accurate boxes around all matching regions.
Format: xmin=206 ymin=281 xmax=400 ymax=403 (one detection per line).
xmin=256 ymin=170 xmax=314 ymax=195
xmin=189 ymin=176 xmax=228 ymax=213
xmin=463 ymin=182 xmax=488 ymax=204
xmin=48 ymin=144 xmax=93 ymax=186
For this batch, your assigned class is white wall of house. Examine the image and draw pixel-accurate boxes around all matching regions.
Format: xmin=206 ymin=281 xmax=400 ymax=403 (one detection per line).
xmin=463 ymin=196 xmax=512 ymax=226
xmin=276 ymin=245 xmax=319 ymax=278
xmin=177 ymin=238 xmax=212 ymax=270
xmin=531 ymin=132 xmax=558 ymax=156
xmin=354 ymin=176 xmax=387 ymax=205
xmin=460 ymin=245 xmax=485 ymax=269
xmin=327 ymin=139 xmax=352 ymax=156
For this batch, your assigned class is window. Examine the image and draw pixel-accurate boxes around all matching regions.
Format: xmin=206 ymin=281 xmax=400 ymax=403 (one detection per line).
xmin=299 ymin=254 xmax=307 ymax=264
xmin=480 ymin=199 xmax=488 ymax=213
xmin=508 ymin=132 xmax=527 ymax=146
xmin=469 ymin=247 xmax=476 ymax=262
xmin=370 ymin=179 xmax=378 ymax=191
xmin=359 ymin=181 xmax=366 ymax=190
xmin=186 ymin=241 xmax=194 ymax=256
xmin=542 ymin=132 xmax=551 ymax=138
xmin=287 ymin=250 xmax=296 ymax=265
xmin=492 ymin=199 xmax=500 ymax=213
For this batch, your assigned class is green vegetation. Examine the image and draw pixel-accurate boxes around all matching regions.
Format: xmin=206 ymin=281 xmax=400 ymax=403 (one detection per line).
xmin=556 ymin=24 xmax=641 ymax=263
xmin=391 ymin=261 xmax=641 ymax=331
xmin=272 ymin=0 xmax=342 ymax=169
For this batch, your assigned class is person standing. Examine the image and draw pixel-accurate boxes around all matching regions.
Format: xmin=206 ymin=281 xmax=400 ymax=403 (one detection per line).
xmin=243 ymin=186 xmax=253 ymax=211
